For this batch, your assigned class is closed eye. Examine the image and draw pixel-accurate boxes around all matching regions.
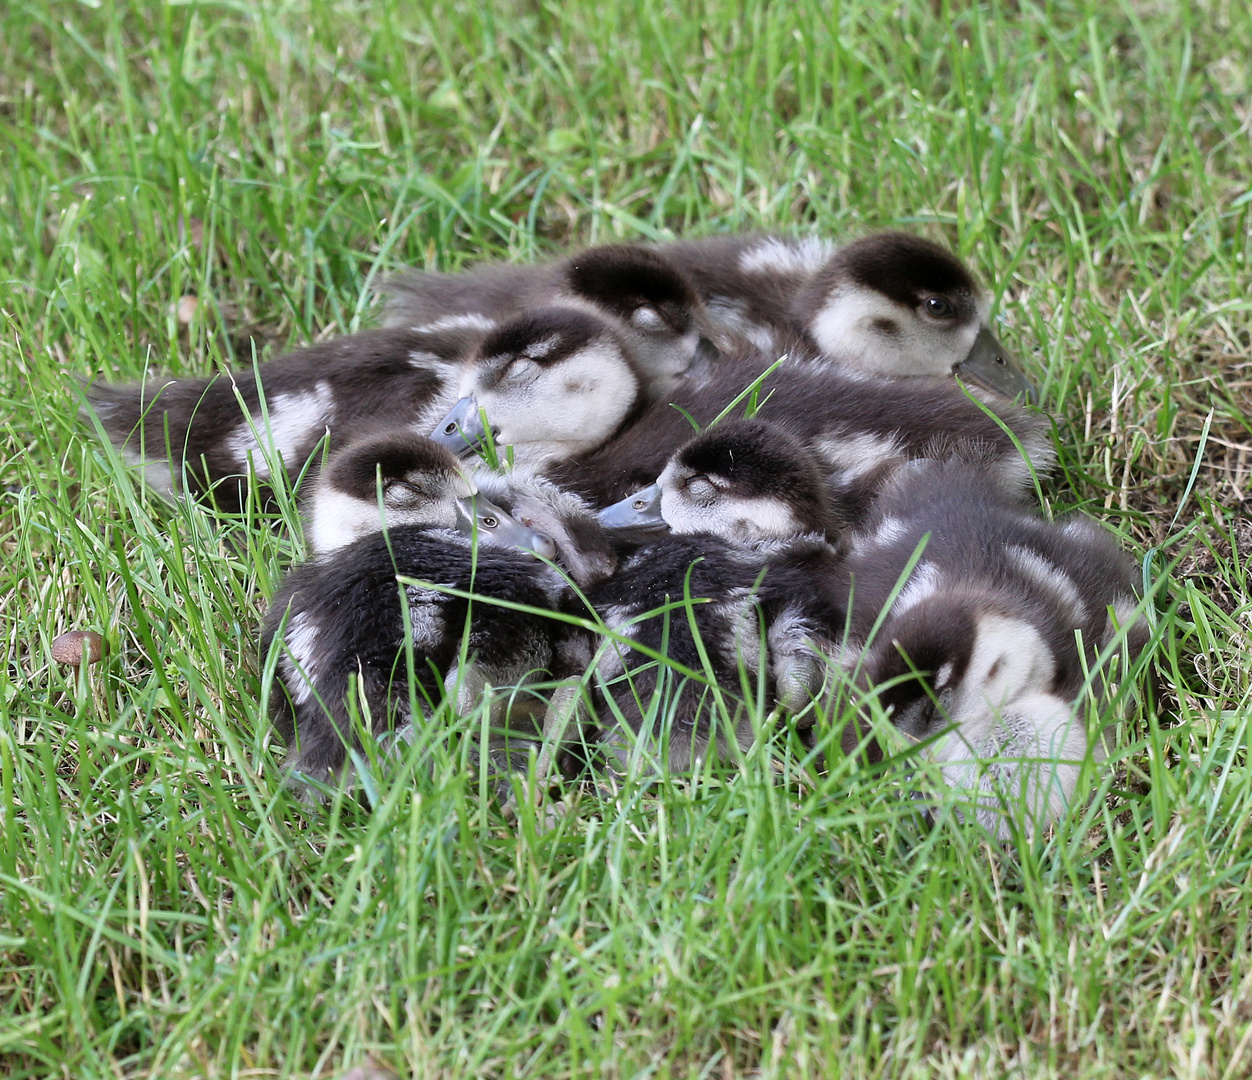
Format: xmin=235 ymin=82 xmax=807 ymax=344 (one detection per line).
xmin=684 ymin=475 xmax=716 ymax=500
xmin=631 ymin=305 xmax=666 ymax=332
xmin=382 ymin=480 xmax=425 ymax=506
xmin=505 ymin=358 xmax=539 ymax=381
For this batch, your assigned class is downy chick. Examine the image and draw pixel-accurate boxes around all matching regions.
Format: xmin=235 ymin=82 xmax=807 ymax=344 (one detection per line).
xmin=659 ymin=231 xmax=1034 ymax=399
xmin=837 ymin=457 xmax=1150 ymax=839
xmin=587 ymin=420 xmax=848 ymax=773
xmin=384 ymin=243 xmax=720 ymax=396
xmin=85 ymin=324 xmax=482 ymax=513
xmin=264 ymin=436 xmax=590 ymax=798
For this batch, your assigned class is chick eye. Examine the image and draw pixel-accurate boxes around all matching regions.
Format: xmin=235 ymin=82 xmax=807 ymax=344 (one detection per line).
xmin=631 ymin=305 xmax=666 ymax=331
xmin=923 ymin=297 xmax=956 ymax=319
xmin=685 ymin=475 xmax=715 ymax=499
xmin=506 ymin=358 xmax=538 ymax=381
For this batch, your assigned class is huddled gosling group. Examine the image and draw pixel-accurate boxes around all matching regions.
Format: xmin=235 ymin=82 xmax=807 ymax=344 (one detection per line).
xmin=86 ymin=231 xmax=1150 ymax=839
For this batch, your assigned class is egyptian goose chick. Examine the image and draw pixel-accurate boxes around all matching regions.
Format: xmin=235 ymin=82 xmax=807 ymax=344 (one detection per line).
xmin=84 ymin=323 xmax=482 ymax=513
xmin=385 ymin=243 xmax=720 ymax=396
xmin=793 ymin=232 xmax=1033 ymax=399
xmin=264 ymin=439 xmax=580 ymax=797
xmin=659 ymin=231 xmax=1034 ymax=400
xmin=587 ymin=420 xmax=849 ymax=772
xmin=303 ymin=428 xmax=555 ymax=558
xmin=837 ymin=457 xmax=1150 ymax=839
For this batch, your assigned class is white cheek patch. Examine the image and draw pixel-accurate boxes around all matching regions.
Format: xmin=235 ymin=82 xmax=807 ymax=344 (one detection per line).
xmin=483 ymin=342 xmax=638 ymax=461
xmin=281 ymin=611 xmax=322 ymax=706
xmin=306 ymin=487 xmax=386 ymax=553
xmin=738 ymin=236 xmax=837 ymax=277
xmin=814 ymin=431 xmax=904 ymax=483
xmin=809 ymin=288 xmax=976 ymax=379
xmin=413 ymin=313 xmax=497 ymax=334
xmin=224 ymin=381 xmax=334 ymax=479
xmin=659 ymin=488 xmax=799 ymax=543
xmin=958 ymin=613 xmax=1056 ymax=716
xmin=1005 ymin=545 xmax=1085 ymax=622
xmin=729 ymin=496 xmax=800 ymax=541
xmin=305 ymin=484 xmax=460 ymax=553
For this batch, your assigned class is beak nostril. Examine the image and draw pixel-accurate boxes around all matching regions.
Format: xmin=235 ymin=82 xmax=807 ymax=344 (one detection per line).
xmin=444 ymin=422 xmax=457 ymax=434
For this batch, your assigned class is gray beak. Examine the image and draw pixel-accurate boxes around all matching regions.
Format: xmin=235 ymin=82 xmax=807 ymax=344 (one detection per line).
xmin=955 ymin=325 xmax=1038 ymax=403
xmin=431 ymin=396 xmax=490 ymax=456
xmin=597 ymin=483 xmax=669 ymax=540
xmin=455 ymin=494 xmax=558 ymax=560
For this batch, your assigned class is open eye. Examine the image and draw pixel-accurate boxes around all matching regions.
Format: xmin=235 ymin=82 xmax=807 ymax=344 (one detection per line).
xmin=630 ymin=305 xmax=666 ymax=331
xmin=923 ymin=296 xmax=956 ymax=319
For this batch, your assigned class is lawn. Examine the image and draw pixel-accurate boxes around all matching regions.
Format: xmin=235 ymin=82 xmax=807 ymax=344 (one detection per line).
xmin=2 ymin=1 xmax=1251 ymax=1076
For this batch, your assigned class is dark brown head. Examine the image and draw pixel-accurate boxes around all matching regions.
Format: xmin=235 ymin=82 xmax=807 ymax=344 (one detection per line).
xmin=655 ymin=419 xmax=835 ymax=544
xmin=562 ymin=245 xmax=715 ymax=385
xmin=432 ymin=306 xmax=642 ymax=466
xmin=796 ymin=232 xmax=1034 ymax=399
xmin=308 ymin=429 xmax=555 ymax=558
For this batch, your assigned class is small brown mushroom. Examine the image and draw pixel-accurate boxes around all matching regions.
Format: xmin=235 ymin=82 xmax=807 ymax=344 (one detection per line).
xmin=176 ymin=294 xmax=199 ymax=325
xmin=51 ymin=630 xmax=106 ymax=666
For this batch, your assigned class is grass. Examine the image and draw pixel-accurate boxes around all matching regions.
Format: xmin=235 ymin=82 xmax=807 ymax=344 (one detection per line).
xmin=2 ymin=0 xmax=1251 ymax=1075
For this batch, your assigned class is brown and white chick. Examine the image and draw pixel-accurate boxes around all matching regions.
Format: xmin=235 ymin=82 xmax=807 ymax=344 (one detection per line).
xmin=587 ymin=420 xmax=849 ymax=772
xmin=659 ymin=231 xmax=1034 ymax=400
xmin=384 ymin=243 xmax=721 ymax=397
xmin=837 ymin=457 xmax=1150 ymax=840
